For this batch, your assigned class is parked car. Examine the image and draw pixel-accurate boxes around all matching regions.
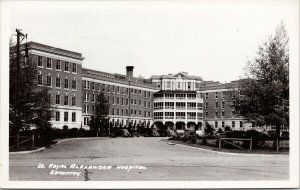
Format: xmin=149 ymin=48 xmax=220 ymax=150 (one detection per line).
xmin=110 ymin=128 xmax=131 ymax=137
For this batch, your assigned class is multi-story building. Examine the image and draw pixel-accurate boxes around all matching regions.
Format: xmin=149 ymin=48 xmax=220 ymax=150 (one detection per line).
xmin=22 ymin=41 xmax=251 ymax=132
xmin=151 ymin=72 xmax=204 ymax=134
xmin=199 ymin=81 xmax=252 ymax=131
xmin=26 ymin=42 xmax=84 ymax=129
xmin=81 ymin=66 xmax=157 ymax=129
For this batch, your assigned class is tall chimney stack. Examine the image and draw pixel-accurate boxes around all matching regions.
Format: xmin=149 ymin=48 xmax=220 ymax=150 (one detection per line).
xmin=126 ymin=66 xmax=134 ymax=77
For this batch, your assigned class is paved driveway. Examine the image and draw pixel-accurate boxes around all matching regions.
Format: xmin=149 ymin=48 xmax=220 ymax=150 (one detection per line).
xmin=9 ymin=137 xmax=289 ymax=181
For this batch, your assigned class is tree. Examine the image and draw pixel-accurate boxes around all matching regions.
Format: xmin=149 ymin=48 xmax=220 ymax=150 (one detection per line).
xmin=204 ymin=123 xmax=215 ymax=136
xmin=9 ymin=43 xmax=52 ymax=149
xmin=89 ymin=92 xmax=110 ymax=136
xmin=228 ymin=22 xmax=289 ymax=151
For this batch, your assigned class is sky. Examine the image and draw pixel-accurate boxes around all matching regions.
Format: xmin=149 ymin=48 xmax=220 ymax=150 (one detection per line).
xmin=7 ymin=0 xmax=298 ymax=83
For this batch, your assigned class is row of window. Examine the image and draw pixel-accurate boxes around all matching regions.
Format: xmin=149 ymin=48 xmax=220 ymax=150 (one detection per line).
xmin=158 ymin=81 xmax=199 ymax=90
xmin=51 ymin=94 xmax=76 ymax=106
xmin=153 ymin=112 xmax=203 ymax=120
xmin=84 ymin=93 xmax=152 ymax=108
xmin=82 ymin=104 xmax=151 ymax=117
xmin=154 ymin=93 xmax=196 ymax=99
xmin=209 ymin=121 xmax=243 ymax=128
xmin=55 ymin=111 xmax=76 ymax=122
xmin=37 ymin=74 xmax=77 ymax=90
xmin=205 ymin=100 xmax=226 ymax=109
xmin=38 ymin=56 xmax=77 ymax=73
xmin=204 ymin=110 xmax=236 ymax=118
xmin=154 ymin=102 xmax=203 ymax=110
xmin=204 ymin=92 xmax=225 ymax=99
xmin=83 ymin=81 xmax=151 ymax=98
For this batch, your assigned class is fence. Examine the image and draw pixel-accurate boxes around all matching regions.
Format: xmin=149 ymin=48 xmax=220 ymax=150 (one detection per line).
xmin=219 ymin=137 xmax=253 ymax=150
xmin=9 ymin=135 xmax=35 ymax=149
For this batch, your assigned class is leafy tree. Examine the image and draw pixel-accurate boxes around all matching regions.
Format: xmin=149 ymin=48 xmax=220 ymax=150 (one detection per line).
xmin=228 ymin=23 xmax=289 ymax=151
xmin=204 ymin=123 xmax=215 ymax=136
xmin=9 ymin=43 xmax=52 ymax=149
xmin=89 ymin=92 xmax=110 ymax=136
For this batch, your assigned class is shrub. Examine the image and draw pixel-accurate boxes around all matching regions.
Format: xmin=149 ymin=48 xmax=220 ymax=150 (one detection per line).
xmin=244 ymin=129 xmax=269 ymax=148
xmin=225 ymin=130 xmax=245 ymax=138
xmin=217 ymin=128 xmax=223 ymax=133
xmin=69 ymin=128 xmax=79 ymax=137
xmin=62 ymin=126 xmax=69 ymax=138
xmin=78 ymin=128 xmax=87 ymax=137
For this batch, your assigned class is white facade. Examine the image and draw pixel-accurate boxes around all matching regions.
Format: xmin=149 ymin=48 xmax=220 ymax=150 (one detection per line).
xmin=152 ymin=72 xmax=204 ymax=134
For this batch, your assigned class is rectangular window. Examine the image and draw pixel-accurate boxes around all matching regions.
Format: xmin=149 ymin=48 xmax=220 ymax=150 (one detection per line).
xmin=232 ymin=121 xmax=235 ymax=128
xmin=37 ymin=74 xmax=42 ymax=85
xmin=117 ymin=97 xmax=120 ymax=104
xmin=48 ymin=94 xmax=51 ymax=104
xmin=92 ymin=94 xmax=95 ymax=102
xmin=56 ymin=60 xmax=61 ymax=70
xmin=91 ymin=82 xmax=95 ymax=90
xmin=64 ymin=61 xmax=69 ymax=72
xmin=38 ymin=56 xmax=43 ymax=67
xmin=87 ymin=81 xmax=90 ymax=89
xmin=55 ymin=111 xmax=60 ymax=121
xmin=215 ymin=121 xmax=218 ymax=128
xmin=72 ymin=96 xmax=75 ymax=106
xmin=72 ymin=63 xmax=77 ymax=73
xmin=205 ymin=93 xmax=208 ymax=99
xmin=46 ymin=76 xmax=51 ymax=87
xmin=92 ymin=105 xmax=95 ymax=114
xmin=56 ymin=77 xmax=61 ymax=88
xmin=215 ymin=111 xmax=218 ymax=118
xmin=222 ymin=121 xmax=225 ymax=128
xmin=215 ymin=92 xmax=219 ymax=99
xmin=215 ymin=101 xmax=218 ymax=109
xmin=72 ymin=112 xmax=76 ymax=122
xmin=55 ymin=95 xmax=60 ymax=104
xmin=139 ymin=90 xmax=141 ymax=94
xmin=112 ymin=97 xmax=115 ymax=104
xmin=83 ymin=81 xmax=87 ymax=89
xmin=64 ymin=79 xmax=69 ymax=89
xmin=64 ymin=112 xmax=68 ymax=122
xmin=240 ymin=121 xmax=243 ymax=128
xmin=222 ymin=111 xmax=225 ymax=117
xmin=64 ymin=95 xmax=68 ymax=105
xmin=72 ymin=80 xmax=76 ymax=90
xmin=205 ymin=111 xmax=208 ymax=119
xmin=222 ymin=100 xmax=225 ymax=109
xmin=46 ymin=58 xmax=52 ymax=68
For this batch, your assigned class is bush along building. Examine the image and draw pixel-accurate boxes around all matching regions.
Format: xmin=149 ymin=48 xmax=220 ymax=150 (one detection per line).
xmin=22 ymin=41 xmax=253 ymax=133
xmin=25 ymin=42 xmax=84 ymax=129
xmin=81 ymin=66 xmax=157 ymax=129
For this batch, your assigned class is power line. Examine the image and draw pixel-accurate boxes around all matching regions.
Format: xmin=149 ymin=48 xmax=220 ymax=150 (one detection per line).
xmin=10 ymin=28 xmax=256 ymax=48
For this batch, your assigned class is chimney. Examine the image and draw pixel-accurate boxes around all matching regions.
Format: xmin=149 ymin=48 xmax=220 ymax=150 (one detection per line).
xmin=126 ymin=66 xmax=134 ymax=77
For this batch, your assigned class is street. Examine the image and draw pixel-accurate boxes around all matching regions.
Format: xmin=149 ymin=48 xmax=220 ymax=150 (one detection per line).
xmin=9 ymin=137 xmax=289 ymax=181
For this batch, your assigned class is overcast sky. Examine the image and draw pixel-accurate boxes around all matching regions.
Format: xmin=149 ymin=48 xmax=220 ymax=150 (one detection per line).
xmin=8 ymin=0 xmax=298 ymax=83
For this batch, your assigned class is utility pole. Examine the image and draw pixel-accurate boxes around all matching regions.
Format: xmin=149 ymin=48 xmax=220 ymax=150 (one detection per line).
xmin=14 ymin=29 xmax=26 ymax=150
